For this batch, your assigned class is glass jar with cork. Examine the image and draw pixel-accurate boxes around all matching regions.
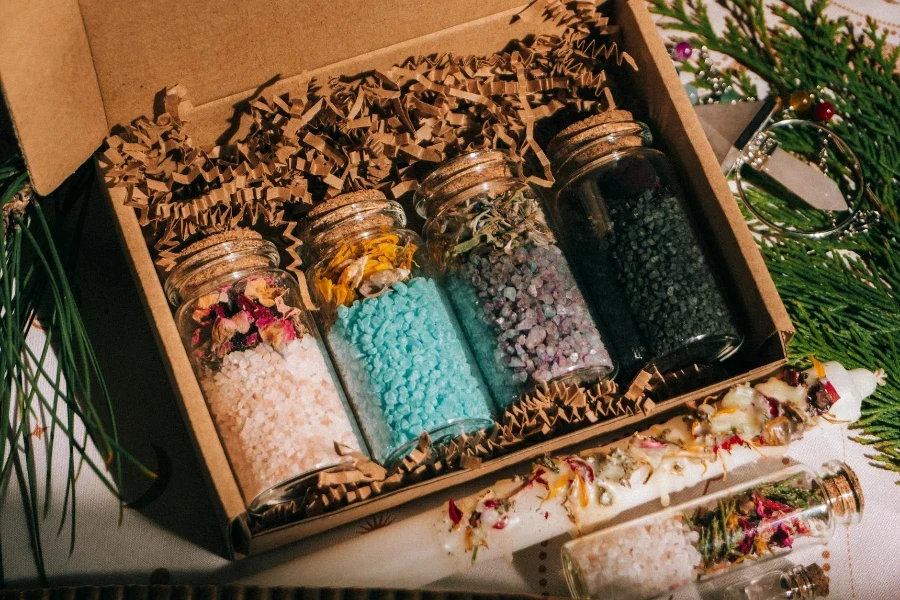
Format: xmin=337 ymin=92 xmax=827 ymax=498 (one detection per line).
xmin=546 ymin=111 xmax=743 ymax=379
xmin=304 ymin=190 xmax=495 ymax=466
xmin=722 ymin=563 xmax=830 ymax=600
xmin=164 ymin=229 xmax=364 ymax=511
xmin=561 ymin=460 xmax=862 ymax=600
xmin=415 ymin=150 xmax=615 ymax=408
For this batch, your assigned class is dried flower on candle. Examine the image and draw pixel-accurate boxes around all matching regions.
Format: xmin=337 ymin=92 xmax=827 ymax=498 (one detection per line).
xmin=434 ymin=361 xmax=883 ymax=563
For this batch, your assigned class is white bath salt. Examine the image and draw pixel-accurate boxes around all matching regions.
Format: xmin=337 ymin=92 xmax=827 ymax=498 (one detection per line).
xmin=200 ymin=334 xmax=359 ymax=502
xmin=565 ymin=515 xmax=703 ymax=600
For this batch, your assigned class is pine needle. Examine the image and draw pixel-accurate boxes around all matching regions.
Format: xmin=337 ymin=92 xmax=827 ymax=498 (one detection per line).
xmin=1 ymin=147 xmax=153 ymax=584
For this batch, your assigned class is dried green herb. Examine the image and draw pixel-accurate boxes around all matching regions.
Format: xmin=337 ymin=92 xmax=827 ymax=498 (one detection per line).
xmin=451 ymin=188 xmax=555 ymax=257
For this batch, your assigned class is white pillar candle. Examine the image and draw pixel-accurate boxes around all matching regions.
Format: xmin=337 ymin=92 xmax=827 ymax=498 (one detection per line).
xmin=248 ymin=361 xmax=882 ymax=588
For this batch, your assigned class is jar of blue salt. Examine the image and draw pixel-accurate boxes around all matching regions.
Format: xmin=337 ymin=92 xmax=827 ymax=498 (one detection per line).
xmin=546 ymin=111 xmax=743 ymax=377
xmin=414 ymin=151 xmax=615 ymax=408
xmin=303 ymin=190 xmax=495 ymax=466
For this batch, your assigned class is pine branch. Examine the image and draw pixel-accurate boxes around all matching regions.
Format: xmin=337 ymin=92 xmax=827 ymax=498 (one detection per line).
xmin=649 ymin=0 xmax=900 ymax=478
xmin=1 ymin=151 xmax=154 ymax=583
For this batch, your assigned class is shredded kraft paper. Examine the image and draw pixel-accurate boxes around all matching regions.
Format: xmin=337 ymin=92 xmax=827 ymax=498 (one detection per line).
xmin=95 ymin=0 xmax=659 ymax=532
xmin=252 ymin=378 xmax=654 ymax=531
xmin=98 ymin=0 xmax=636 ymax=277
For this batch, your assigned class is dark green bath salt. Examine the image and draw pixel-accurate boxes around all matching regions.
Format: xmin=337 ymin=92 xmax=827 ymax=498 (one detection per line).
xmin=549 ymin=133 xmax=742 ymax=376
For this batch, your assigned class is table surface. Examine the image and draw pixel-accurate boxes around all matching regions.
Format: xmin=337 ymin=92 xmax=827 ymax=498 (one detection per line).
xmin=3 ymin=1 xmax=900 ymax=597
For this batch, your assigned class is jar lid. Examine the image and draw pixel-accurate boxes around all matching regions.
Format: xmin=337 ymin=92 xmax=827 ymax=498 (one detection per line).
xmin=414 ymin=150 xmax=519 ymax=219
xmin=164 ymin=228 xmax=278 ymax=305
xmin=547 ymin=109 xmax=635 ymax=154
xmin=174 ymin=229 xmax=263 ymax=262
xmin=302 ymin=190 xmax=407 ymax=257
xmin=821 ymin=460 xmax=864 ymax=524
xmin=804 ymin=564 xmax=829 ymax=597
xmin=547 ymin=110 xmax=653 ymax=179
xmin=306 ymin=189 xmax=389 ymax=220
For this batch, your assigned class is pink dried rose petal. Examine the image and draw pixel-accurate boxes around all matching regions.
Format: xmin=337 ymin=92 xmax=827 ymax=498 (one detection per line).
xmin=212 ymin=316 xmax=239 ymax=349
xmin=274 ymin=293 xmax=299 ymax=319
xmin=231 ymin=310 xmax=253 ymax=334
xmin=256 ymin=315 xmax=277 ymax=329
xmin=448 ymin=499 xmax=463 ymax=526
xmin=238 ymin=294 xmax=273 ymax=321
xmin=259 ymin=318 xmax=296 ymax=347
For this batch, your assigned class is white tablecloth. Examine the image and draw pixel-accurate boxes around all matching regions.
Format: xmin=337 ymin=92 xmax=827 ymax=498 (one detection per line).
xmin=4 ymin=1 xmax=899 ymax=596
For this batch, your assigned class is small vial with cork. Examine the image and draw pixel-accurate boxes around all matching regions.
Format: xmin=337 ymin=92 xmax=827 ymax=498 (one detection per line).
xmin=561 ymin=460 xmax=862 ymax=600
xmin=722 ymin=563 xmax=829 ymax=599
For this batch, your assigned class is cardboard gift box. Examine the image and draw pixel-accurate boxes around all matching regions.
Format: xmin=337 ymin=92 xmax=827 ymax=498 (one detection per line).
xmin=0 ymin=0 xmax=792 ymax=557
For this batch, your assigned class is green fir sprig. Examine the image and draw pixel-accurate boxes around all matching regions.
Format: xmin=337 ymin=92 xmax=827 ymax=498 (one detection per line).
xmin=647 ymin=0 xmax=900 ymax=477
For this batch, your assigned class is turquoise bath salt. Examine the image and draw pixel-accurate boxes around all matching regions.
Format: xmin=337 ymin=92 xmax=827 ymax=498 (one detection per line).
xmin=327 ymin=276 xmax=494 ymax=464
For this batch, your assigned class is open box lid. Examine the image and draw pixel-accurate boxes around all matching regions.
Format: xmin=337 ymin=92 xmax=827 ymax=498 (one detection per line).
xmin=0 ymin=0 xmax=544 ymax=195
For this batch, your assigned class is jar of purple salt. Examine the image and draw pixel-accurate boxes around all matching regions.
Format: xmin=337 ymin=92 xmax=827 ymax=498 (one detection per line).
xmin=303 ymin=191 xmax=495 ymax=466
xmin=547 ymin=111 xmax=743 ymax=379
xmin=415 ymin=150 xmax=615 ymax=408
xmin=164 ymin=229 xmax=365 ymax=512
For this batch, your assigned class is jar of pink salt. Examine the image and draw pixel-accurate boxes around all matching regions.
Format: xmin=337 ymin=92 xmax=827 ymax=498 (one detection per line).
xmin=164 ymin=229 xmax=365 ymax=511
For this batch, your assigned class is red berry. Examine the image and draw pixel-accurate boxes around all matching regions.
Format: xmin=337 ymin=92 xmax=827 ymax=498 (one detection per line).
xmin=813 ymin=101 xmax=835 ymax=121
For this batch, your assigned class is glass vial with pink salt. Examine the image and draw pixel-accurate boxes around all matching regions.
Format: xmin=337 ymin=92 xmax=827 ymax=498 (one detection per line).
xmin=561 ymin=460 xmax=862 ymax=600
xmin=165 ymin=230 xmax=365 ymax=511
xmin=415 ymin=150 xmax=615 ymax=408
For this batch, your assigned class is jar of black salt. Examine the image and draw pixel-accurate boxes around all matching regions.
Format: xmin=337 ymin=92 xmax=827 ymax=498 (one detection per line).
xmin=415 ymin=150 xmax=615 ymax=408
xmin=546 ymin=111 xmax=742 ymax=376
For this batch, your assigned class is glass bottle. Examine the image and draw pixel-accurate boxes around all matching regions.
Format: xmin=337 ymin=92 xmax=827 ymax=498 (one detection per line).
xmin=722 ymin=563 xmax=829 ymax=600
xmin=164 ymin=230 xmax=365 ymax=510
xmin=304 ymin=190 xmax=495 ymax=466
xmin=547 ymin=114 xmax=743 ymax=379
xmin=561 ymin=460 xmax=862 ymax=600
xmin=415 ymin=150 xmax=615 ymax=408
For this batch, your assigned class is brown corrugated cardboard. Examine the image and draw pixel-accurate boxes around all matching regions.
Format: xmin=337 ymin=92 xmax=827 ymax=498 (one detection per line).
xmin=0 ymin=0 xmax=108 ymax=195
xmin=0 ymin=0 xmax=794 ymax=557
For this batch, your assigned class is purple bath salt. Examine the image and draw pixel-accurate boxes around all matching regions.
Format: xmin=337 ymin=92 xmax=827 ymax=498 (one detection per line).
xmin=446 ymin=241 xmax=614 ymax=406
xmin=416 ymin=153 xmax=616 ymax=408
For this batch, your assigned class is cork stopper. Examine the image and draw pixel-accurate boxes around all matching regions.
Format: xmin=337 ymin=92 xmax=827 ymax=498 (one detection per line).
xmin=804 ymin=563 xmax=830 ymax=597
xmin=303 ymin=190 xmax=407 ymax=261
xmin=306 ymin=189 xmax=388 ymax=219
xmin=164 ymin=228 xmax=279 ymax=305
xmin=821 ymin=461 xmax=864 ymax=523
xmin=414 ymin=150 xmax=520 ymax=218
xmin=547 ymin=109 xmax=635 ymax=155
xmin=547 ymin=110 xmax=653 ymax=183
